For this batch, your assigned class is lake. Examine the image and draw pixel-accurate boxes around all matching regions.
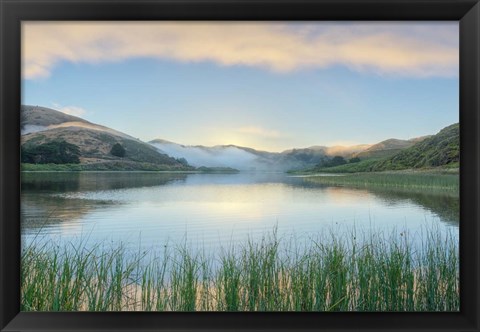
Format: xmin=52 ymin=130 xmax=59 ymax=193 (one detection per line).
xmin=21 ymin=172 xmax=459 ymax=253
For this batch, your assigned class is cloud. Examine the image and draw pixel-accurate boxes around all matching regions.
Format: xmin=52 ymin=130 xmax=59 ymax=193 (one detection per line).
xmin=22 ymin=22 xmax=458 ymax=79
xmin=236 ymin=126 xmax=283 ymax=139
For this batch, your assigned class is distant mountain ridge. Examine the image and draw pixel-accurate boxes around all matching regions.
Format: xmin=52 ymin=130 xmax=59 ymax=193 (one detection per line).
xmin=149 ymin=139 xmax=353 ymax=171
xmin=353 ymin=137 xmax=430 ymax=160
xmin=306 ymin=144 xmax=373 ymax=157
xmin=362 ymin=139 xmax=415 ymax=152
xmin=149 ymin=139 xmax=317 ymax=171
xmin=21 ymin=105 xmax=451 ymax=172
xmin=148 ymin=137 xmax=424 ymax=172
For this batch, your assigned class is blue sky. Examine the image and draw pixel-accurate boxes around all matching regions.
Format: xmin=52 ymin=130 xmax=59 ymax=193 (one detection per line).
xmin=22 ymin=22 xmax=459 ymax=152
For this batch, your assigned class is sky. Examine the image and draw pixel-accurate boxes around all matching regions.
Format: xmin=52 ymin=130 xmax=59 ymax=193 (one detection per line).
xmin=22 ymin=22 xmax=459 ymax=152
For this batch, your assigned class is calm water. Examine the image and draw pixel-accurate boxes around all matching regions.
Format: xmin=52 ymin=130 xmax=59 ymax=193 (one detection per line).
xmin=21 ymin=172 xmax=459 ymax=252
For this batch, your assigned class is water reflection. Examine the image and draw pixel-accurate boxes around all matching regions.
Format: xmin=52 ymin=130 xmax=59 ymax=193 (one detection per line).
xmin=21 ymin=172 xmax=188 ymax=192
xmin=21 ymin=172 xmax=459 ymax=251
xmin=365 ymin=188 xmax=458 ymax=226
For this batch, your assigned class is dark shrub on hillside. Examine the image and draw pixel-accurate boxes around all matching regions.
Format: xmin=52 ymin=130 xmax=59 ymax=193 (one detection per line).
xmin=323 ymin=156 xmax=347 ymax=168
xmin=110 ymin=143 xmax=126 ymax=157
xmin=21 ymin=140 xmax=80 ymax=164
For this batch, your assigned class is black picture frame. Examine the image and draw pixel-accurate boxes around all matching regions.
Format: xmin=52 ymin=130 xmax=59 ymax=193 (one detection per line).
xmin=1 ymin=0 xmax=479 ymax=331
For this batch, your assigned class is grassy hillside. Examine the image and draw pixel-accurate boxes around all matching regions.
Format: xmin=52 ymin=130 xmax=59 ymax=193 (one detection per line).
xmin=374 ymin=123 xmax=459 ymax=170
xmin=21 ymin=106 xmax=193 ymax=171
xmin=354 ymin=149 xmax=404 ymax=160
xmin=21 ymin=105 xmax=90 ymax=127
xmin=311 ymin=123 xmax=459 ymax=173
xmin=22 ymin=127 xmax=185 ymax=165
xmin=353 ymin=138 xmax=424 ymax=160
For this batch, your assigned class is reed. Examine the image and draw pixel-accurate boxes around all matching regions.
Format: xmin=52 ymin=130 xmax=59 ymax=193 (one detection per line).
xmin=306 ymin=172 xmax=458 ymax=192
xmin=21 ymin=227 xmax=459 ymax=312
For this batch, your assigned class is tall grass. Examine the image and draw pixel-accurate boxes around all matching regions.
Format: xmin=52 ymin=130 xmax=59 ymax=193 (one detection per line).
xmin=21 ymin=228 xmax=459 ymax=312
xmin=306 ymin=173 xmax=458 ymax=192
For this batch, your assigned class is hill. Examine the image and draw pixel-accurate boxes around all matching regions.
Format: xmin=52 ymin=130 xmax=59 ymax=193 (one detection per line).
xmin=22 ymin=105 xmax=455 ymax=173
xmin=149 ymin=137 xmax=426 ymax=172
xmin=21 ymin=106 xmax=192 ymax=171
xmin=354 ymin=139 xmax=416 ymax=159
xmin=374 ymin=124 xmax=459 ymax=170
xmin=312 ymin=123 xmax=459 ymax=173
xmin=22 ymin=105 xmax=90 ymax=128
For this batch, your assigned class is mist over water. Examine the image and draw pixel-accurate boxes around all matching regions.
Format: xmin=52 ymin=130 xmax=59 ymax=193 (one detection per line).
xmin=151 ymin=142 xmax=261 ymax=170
xmin=149 ymin=141 xmax=329 ymax=171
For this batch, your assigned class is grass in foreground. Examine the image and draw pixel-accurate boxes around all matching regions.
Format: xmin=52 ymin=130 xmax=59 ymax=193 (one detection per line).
xmin=305 ymin=172 xmax=458 ymax=193
xmin=21 ymin=228 xmax=459 ymax=312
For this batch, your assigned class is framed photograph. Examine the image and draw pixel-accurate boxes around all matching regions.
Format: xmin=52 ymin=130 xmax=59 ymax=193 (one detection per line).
xmin=1 ymin=0 xmax=479 ymax=331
